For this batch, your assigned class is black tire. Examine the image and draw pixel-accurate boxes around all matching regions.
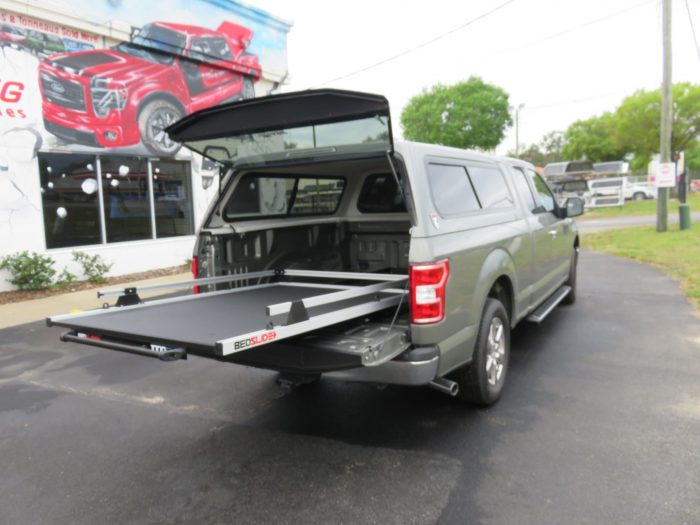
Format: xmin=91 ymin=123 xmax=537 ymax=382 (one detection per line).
xmin=138 ymin=99 xmax=183 ymax=155
xmin=453 ymin=298 xmax=510 ymax=405
xmin=562 ymin=247 xmax=578 ymax=305
xmin=632 ymin=192 xmax=646 ymax=201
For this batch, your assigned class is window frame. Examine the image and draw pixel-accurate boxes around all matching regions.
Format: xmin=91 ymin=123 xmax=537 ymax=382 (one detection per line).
xmin=466 ymin=164 xmax=516 ymax=211
xmin=511 ymin=166 xmax=539 ymax=214
xmin=223 ymin=173 xmax=346 ymax=222
xmin=356 ymin=172 xmax=407 ymax=214
xmin=38 ymin=152 xmax=195 ymax=250
xmin=527 ymin=168 xmax=558 ymax=215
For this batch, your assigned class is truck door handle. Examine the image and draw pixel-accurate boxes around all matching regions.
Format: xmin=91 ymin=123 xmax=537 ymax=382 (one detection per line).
xmin=548 ymin=229 xmax=558 ymax=237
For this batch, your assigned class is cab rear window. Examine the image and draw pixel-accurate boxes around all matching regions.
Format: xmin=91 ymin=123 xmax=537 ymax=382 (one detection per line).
xmin=357 ymin=173 xmax=406 ymax=213
xmin=225 ymin=174 xmax=345 ymax=220
xmin=427 ymin=162 xmax=513 ymax=216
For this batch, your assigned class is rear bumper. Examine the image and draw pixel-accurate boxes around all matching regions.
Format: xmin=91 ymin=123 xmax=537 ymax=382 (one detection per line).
xmin=324 ymin=346 xmax=439 ymax=386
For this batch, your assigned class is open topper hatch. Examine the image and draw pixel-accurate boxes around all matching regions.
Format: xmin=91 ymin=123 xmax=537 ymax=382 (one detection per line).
xmin=165 ymin=89 xmax=393 ymax=168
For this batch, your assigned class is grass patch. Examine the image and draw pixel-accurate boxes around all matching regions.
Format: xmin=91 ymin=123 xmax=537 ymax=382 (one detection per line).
xmin=582 ymin=223 xmax=700 ymax=308
xmin=580 ymin=193 xmax=700 ymax=220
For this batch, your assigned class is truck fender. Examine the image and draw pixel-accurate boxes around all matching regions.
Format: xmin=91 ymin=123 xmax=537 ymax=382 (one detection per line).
xmin=135 ymin=90 xmax=187 ymax=119
xmin=473 ymin=248 xmax=518 ymax=328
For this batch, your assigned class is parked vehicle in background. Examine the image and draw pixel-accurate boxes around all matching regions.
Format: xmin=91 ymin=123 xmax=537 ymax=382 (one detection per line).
xmin=544 ymin=160 xmax=594 ymax=181
xmin=593 ymin=160 xmax=629 ymax=176
xmin=0 ymin=23 xmax=25 ymax=49
xmin=690 ymin=180 xmax=700 ymax=192
xmin=550 ymin=177 xmax=591 ymax=206
xmin=49 ymin=89 xmax=584 ymax=407
xmin=25 ymin=30 xmax=65 ymax=56
xmin=63 ymin=38 xmax=95 ymax=53
xmin=39 ymin=21 xmax=261 ymax=155
xmin=588 ymin=176 xmax=655 ymax=201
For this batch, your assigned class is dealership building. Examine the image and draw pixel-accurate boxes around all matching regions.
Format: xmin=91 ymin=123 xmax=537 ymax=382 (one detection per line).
xmin=0 ymin=0 xmax=291 ymax=290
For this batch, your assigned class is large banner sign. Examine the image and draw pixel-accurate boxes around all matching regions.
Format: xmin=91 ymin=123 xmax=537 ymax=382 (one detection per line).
xmin=0 ymin=1 xmax=288 ymax=158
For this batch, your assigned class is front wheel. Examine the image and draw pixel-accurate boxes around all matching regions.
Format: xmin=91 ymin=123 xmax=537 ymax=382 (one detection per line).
xmin=633 ymin=192 xmax=646 ymax=201
xmin=453 ymin=298 xmax=510 ymax=405
xmin=138 ymin=99 xmax=183 ymax=155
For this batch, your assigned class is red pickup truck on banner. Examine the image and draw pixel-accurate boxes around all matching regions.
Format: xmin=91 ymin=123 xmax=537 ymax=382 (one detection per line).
xmin=38 ymin=21 xmax=261 ymax=155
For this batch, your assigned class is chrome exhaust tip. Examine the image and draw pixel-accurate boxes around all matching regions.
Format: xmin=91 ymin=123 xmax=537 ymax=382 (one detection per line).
xmin=428 ymin=377 xmax=459 ymax=397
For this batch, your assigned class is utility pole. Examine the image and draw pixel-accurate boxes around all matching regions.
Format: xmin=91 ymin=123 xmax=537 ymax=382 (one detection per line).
xmin=514 ymin=103 xmax=524 ymax=156
xmin=658 ymin=0 xmax=672 ymax=232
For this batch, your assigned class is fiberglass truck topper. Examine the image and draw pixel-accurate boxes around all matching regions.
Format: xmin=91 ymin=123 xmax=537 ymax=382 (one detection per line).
xmin=49 ymin=89 xmax=582 ymax=405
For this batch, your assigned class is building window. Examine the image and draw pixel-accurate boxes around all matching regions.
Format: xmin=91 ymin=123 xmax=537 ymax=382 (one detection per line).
xmin=101 ymin=157 xmax=151 ymax=242
xmin=151 ymin=159 xmax=195 ymax=238
xmin=38 ymin=153 xmax=194 ymax=248
xmin=39 ymin=154 xmax=102 ymax=249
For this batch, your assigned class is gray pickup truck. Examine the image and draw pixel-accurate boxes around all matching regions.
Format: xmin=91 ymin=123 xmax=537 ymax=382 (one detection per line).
xmin=48 ymin=90 xmax=583 ymax=405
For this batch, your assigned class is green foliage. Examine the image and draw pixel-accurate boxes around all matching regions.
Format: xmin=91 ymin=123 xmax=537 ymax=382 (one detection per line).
xmin=540 ymin=131 xmax=566 ymax=159
xmin=684 ymin=140 xmax=700 ymax=171
xmin=72 ymin=251 xmax=113 ymax=284
xmin=614 ymin=83 xmax=700 ymax=158
xmin=0 ymin=251 xmax=56 ymax=290
xmin=510 ymin=131 xmax=566 ymax=166
xmin=562 ymin=112 xmax=626 ymax=162
xmin=539 ymin=82 xmax=700 ymax=169
xmin=400 ymin=77 xmax=512 ymax=150
xmin=53 ymin=268 xmax=77 ymax=290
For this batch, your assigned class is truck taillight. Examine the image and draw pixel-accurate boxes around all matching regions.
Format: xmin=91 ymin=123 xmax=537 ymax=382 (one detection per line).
xmin=191 ymin=256 xmax=200 ymax=295
xmin=409 ymin=260 xmax=449 ymax=324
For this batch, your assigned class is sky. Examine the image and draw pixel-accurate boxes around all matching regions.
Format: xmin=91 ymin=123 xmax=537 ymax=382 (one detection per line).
xmin=252 ymin=0 xmax=700 ymax=154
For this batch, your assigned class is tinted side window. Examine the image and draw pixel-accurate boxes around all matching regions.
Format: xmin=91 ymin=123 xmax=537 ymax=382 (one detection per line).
xmin=427 ymin=163 xmax=480 ymax=216
xmin=512 ymin=167 xmax=537 ymax=212
xmin=468 ymin=166 xmax=514 ymax=209
xmin=357 ymin=173 xmax=406 ymax=213
xmin=528 ymin=169 xmax=556 ymax=213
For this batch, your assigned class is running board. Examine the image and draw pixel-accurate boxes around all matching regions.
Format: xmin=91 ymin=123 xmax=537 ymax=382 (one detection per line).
xmin=526 ymin=285 xmax=571 ymax=323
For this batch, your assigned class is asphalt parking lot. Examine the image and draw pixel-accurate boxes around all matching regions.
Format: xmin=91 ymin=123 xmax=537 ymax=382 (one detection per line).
xmin=1 ymin=251 xmax=699 ymax=525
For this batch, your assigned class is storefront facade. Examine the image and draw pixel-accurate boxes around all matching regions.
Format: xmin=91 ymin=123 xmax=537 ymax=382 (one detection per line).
xmin=0 ymin=0 xmax=290 ymax=290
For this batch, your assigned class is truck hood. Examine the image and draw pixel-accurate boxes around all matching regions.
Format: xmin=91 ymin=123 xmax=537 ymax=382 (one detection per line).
xmin=46 ymin=49 xmax=166 ymax=81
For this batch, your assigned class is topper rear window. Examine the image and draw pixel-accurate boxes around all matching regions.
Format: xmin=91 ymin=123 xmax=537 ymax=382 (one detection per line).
xmin=224 ymin=174 xmax=345 ymax=221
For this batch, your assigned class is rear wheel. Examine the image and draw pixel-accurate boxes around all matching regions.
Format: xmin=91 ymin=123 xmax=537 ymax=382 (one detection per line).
xmin=453 ymin=298 xmax=510 ymax=405
xmin=633 ymin=192 xmax=646 ymax=201
xmin=138 ymin=99 xmax=183 ymax=155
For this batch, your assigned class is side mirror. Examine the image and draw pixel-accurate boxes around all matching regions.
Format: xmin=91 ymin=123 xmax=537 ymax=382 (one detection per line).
xmin=565 ymin=197 xmax=584 ymax=217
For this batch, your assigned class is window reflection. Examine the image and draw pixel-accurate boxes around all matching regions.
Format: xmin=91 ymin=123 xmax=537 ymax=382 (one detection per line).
xmin=39 ymin=153 xmax=101 ymax=248
xmin=100 ymin=157 xmax=151 ymax=242
xmin=151 ymin=160 xmax=194 ymax=238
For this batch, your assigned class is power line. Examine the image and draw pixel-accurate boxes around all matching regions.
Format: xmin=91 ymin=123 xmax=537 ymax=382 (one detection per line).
xmin=313 ymin=0 xmax=516 ymax=87
xmin=685 ymin=0 xmax=700 ymax=62
xmin=489 ymin=0 xmax=656 ymax=58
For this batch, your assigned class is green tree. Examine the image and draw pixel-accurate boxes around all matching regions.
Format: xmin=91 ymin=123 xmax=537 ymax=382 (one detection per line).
xmin=508 ymin=131 xmax=565 ymax=166
xmin=614 ymin=82 xmax=700 ymax=158
xmin=510 ymin=143 xmax=549 ymax=166
xmin=562 ymin=112 xmax=625 ymax=162
xmin=684 ymin=140 xmax=700 ymax=171
xmin=539 ymin=130 xmax=566 ymax=161
xmin=400 ymin=77 xmax=512 ymax=150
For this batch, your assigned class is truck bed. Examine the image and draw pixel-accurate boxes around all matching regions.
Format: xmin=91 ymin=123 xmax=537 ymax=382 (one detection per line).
xmin=48 ymin=270 xmax=408 ymax=365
